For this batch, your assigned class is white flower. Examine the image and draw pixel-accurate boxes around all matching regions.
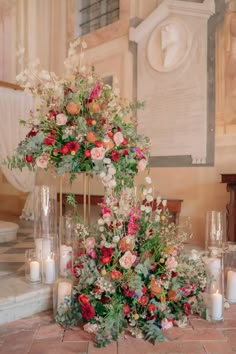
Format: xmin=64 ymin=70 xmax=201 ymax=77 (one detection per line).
xmin=83 ymin=323 xmax=98 ymax=334
xmin=98 ymin=218 xmax=105 ymax=225
xmin=119 ymin=251 xmax=136 ymax=269
xmin=141 ymin=205 xmax=146 ymax=211
xmin=145 ymin=176 xmax=152 ymax=184
xmin=104 ymin=158 xmax=111 ymax=164
xmin=112 ymin=235 xmax=120 ymax=243
xmin=161 ymin=318 xmax=173 ymax=330
xmin=146 ymin=194 xmax=153 ymax=202
xmin=145 ymin=206 xmax=152 ymax=213
xmin=56 ymin=113 xmax=67 ymax=126
xmin=99 ymin=226 xmax=105 ymax=232
xmin=162 ymin=199 xmax=167 ymax=207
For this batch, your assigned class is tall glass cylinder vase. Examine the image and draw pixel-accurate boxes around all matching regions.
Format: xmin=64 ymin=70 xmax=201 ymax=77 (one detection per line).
xmin=205 ymin=255 xmax=224 ymax=322
xmin=59 ymin=216 xmax=75 ymax=277
xmin=205 ymin=210 xmax=225 ymax=256
xmin=33 ymin=185 xmax=58 ymax=261
xmin=224 ymin=242 xmax=236 ymax=303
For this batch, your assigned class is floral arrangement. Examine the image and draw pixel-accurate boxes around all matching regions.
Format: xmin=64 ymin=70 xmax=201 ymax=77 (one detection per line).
xmin=5 ymin=40 xmax=150 ymax=192
xmin=55 ymin=177 xmax=207 ymax=347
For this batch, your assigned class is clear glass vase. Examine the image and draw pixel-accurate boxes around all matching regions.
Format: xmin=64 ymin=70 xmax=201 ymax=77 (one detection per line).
xmin=25 ymin=249 xmax=41 ymax=283
xmin=205 ymin=255 xmax=224 ymax=322
xmin=59 ymin=216 xmax=75 ymax=277
xmin=53 ymin=277 xmax=73 ymax=316
xmin=224 ymin=242 xmax=236 ymax=303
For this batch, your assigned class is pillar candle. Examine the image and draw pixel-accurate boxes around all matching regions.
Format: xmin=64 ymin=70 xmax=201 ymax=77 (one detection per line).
xmin=57 ymin=281 xmax=72 ymax=309
xmin=60 ymin=245 xmax=72 ymax=276
xmin=30 ymin=260 xmax=40 ymax=282
xmin=226 ymin=270 xmax=236 ymax=303
xmin=211 ymin=290 xmax=223 ymax=321
xmin=45 ymin=256 xmax=55 ymax=284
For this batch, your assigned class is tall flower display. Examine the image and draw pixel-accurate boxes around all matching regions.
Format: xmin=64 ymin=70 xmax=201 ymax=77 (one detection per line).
xmin=56 ymin=179 xmax=207 ymax=347
xmin=5 ymin=40 xmax=207 ymax=348
xmin=6 ymin=40 xmax=150 ymax=193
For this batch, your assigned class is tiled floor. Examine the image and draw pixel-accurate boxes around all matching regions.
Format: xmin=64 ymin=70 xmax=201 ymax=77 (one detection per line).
xmin=0 ymin=308 xmax=236 ymax=353
xmin=0 ymin=215 xmax=236 ymax=353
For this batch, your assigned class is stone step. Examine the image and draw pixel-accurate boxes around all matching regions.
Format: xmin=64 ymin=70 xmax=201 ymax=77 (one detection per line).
xmin=0 ymin=275 xmax=52 ymax=324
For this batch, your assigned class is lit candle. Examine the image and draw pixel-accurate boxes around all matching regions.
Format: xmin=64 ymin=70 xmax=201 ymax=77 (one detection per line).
xmin=30 ymin=260 xmax=40 ymax=282
xmin=60 ymin=245 xmax=72 ymax=276
xmin=44 ymin=256 xmax=55 ymax=284
xmin=57 ymin=281 xmax=72 ymax=309
xmin=226 ymin=270 xmax=236 ymax=303
xmin=211 ymin=290 xmax=223 ymax=321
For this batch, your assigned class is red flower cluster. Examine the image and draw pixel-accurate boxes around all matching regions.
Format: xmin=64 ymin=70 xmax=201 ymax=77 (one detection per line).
xmin=60 ymin=141 xmax=80 ymax=155
xmin=78 ymin=293 xmax=96 ymax=320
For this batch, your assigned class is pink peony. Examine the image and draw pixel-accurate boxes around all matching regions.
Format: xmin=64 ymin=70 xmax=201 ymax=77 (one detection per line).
xmin=119 ymin=251 xmax=136 ymax=269
xmin=91 ymin=147 xmax=106 ymax=160
xmin=56 ymin=113 xmax=67 ymax=126
xmin=137 ymin=158 xmax=147 ymax=172
xmin=85 ymin=237 xmax=96 ymax=249
xmin=36 ymin=153 xmax=49 ymax=168
xmin=166 ymin=256 xmax=178 ymax=271
xmin=113 ymin=132 xmax=124 ymax=146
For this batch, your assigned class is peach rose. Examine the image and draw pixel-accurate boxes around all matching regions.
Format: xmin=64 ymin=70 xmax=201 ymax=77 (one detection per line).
xmin=113 ymin=132 xmax=124 ymax=146
xmin=168 ymin=289 xmax=179 ymax=302
xmin=137 ymin=158 xmax=147 ymax=172
xmin=86 ymin=131 xmax=98 ymax=143
xmin=119 ymin=251 xmax=136 ymax=269
xmin=103 ymin=138 xmax=114 ymax=150
xmin=66 ymin=101 xmax=81 ymax=114
xmin=119 ymin=236 xmax=135 ymax=252
xmin=56 ymin=113 xmax=67 ymax=126
xmin=149 ymin=278 xmax=162 ymax=296
xmin=88 ymin=101 xmax=100 ymax=113
xmin=91 ymin=147 xmax=106 ymax=160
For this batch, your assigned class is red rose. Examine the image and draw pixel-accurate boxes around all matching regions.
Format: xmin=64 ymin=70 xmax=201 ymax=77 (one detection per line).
xmin=85 ymin=150 xmax=91 ymax=157
xmin=101 ymin=256 xmax=112 ymax=264
xmin=44 ymin=135 xmax=55 ymax=145
xmin=122 ymin=138 xmax=128 ymax=146
xmin=107 ymin=131 xmax=114 ymax=138
xmin=60 ymin=145 xmax=69 ymax=155
xmin=80 ymin=304 xmax=95 ymax=320
xmin=147 ymin=304 xmax=156 ymax=313
xmin=110 ymin=270 xmax=122 ymax=279
xmin=50 ymin=129 xmax=56 ymax=135
xmin=26 ymin=128 xmax=38 ymax=137
xmin=171 ymin=271 xmax=178 ymax=278
xmin=25 ymin=154 xmax=34 ymax=163
xmin=101 ymin=247 xmax=114 ymax=257
xmin=184 ymin=302 xmax=191 ymax=316
xmin=122 ymin=149 xmax=128 ymax=156
xmin=48 ymin=111 xmax=56 ymax=118
xmin=101 ymin=296 xmax=109 ymax=304
xmin=138 ymin=295 xmax=149 ymax=306
xmin=95 ymin=141 xmax=103 ymax=148
xmin=67 ymin=141 xmax=80 ymax=155
xmin=123 ymin=304 xmax=130 ymax=315
xmin=111 ymin=150 xmax=120 ymax=162
xmin=142 ymin=286 xmax=147 ymax=294
xmin=78 ymin=294 xmax=90 ymax=305
xmin=86 ymin=118 xmax=93 ymax=125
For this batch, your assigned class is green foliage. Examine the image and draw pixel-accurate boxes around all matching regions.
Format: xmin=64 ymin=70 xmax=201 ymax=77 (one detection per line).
xmin=141 ymin=320 xmax=168 ymax=345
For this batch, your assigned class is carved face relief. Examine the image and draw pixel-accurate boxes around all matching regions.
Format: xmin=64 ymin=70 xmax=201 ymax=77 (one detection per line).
xmin=147 ymin=17 xmax=192 ymax=73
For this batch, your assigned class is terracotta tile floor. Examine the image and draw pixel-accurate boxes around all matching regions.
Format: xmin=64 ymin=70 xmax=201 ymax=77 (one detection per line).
xmin=0 ymin=307 xmax=236 ymax=354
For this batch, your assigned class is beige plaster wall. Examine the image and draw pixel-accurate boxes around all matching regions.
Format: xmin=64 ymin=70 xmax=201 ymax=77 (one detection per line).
xmin=1 ymin=1 xmax=235 ymax=249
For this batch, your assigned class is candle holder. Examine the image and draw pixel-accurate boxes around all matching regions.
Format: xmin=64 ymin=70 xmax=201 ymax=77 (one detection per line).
xmin=53 ymin=277 xmax=73 ymax=316
xmin=205 ymin=255 xmax=224 ymax=322
xmin=25 ymin=249 xmax=41 ymax=283
xmin=224 ymin=242 xmax=236 ymax=303
xmin=41 ymin=251 xmax=58 ymax=285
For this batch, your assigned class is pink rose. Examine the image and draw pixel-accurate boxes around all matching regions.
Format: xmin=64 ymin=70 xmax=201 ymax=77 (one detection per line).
xmin=91 ymin=147 xmax=106 ymax=160
xmin=119 ymin=251 xmax=136 ymax=269
xmin=56 ymin=113 xmax=67 ymax=126
xmin=113 ymin=132 xmax=124 ymax=146
xmin=137 ymin=158 xmax=147 ymax=172
xmin=166 ymin=256 xmax=178 ymax=271
xmin=35 ymin=153 xmax=49 ymax=168
xmin=85 ymin=237 xmax=96 ymax=249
